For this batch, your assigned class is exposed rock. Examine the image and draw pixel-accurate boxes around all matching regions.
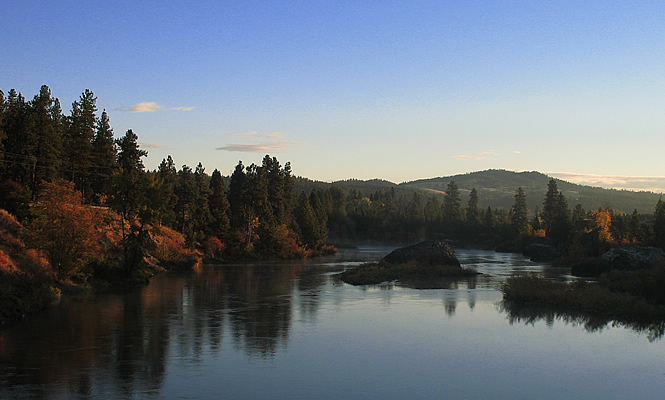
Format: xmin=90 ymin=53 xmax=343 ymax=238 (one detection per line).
xmin=523 ymin=243 xmax=558 ymax=262
xmin=381 ymin=240 xmax=460 ymax=267
xmin=600 ymin=247 xmax=665 ymax=271
xmin=572 ymin=247 xmax=665 ymax=277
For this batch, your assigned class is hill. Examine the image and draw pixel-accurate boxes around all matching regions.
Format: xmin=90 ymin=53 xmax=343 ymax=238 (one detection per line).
xmin=400 ymin=170 xmax=661 ymax=214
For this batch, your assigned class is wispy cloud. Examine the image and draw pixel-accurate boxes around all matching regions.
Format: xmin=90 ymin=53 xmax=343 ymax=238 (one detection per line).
xmin=115 ymin=102 xmax=195 ymax=112
xmin=235 ymin=131 xmax=285 ymax=139
xmin=216 ymin=141 xmax=300 ymax=153
xmin=453 ymin=155 xmax=491 ymax=160
xmin=140 ymin=142 xmax=166 ymax=149
xmin=217 ymin=131 xmax=301 ymax=153
xmin=550 ymin=172 xmax=665 ymax=193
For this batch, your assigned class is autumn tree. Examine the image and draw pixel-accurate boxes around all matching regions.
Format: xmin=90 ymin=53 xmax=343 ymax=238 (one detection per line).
xmin=31 ymin=179 xmax=100 ymax=281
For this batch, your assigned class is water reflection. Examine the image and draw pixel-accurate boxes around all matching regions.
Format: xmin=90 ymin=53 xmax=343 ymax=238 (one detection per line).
xmin=1 ymin=247 xmax=663 ymax=400
xmin=499 ymin=300 xmax=665 ymax=342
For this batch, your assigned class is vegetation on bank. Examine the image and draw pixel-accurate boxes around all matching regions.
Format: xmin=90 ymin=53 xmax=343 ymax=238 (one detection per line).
xmin=501 ymin=264 xmax=665 ymax=323
xmin=4 ymin=85 xmax=665 ymax=325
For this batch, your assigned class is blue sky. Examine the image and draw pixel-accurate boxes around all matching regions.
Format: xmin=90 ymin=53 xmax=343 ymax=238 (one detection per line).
xmin=3 ymin=1 xmax=665 ymax=191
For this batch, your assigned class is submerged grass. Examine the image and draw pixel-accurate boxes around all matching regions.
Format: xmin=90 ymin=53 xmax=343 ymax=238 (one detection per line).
xmin=501 ymin=274 xmax=665 ymax=323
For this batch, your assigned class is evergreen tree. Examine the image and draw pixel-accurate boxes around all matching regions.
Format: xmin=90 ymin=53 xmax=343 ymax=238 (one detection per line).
xmin=629 ymin=209 xmax=641 ymax=244
xmin=466 ymin=188 xmax=480 ymax=226
xmin=156 ymin=155 xmax=178 ymax=226
xmin=542 ymin=178 xmax=571 ymax=245
xmin=510 ymin=187 xmax=528 ymax=234
xmin=227 ymin=161 xmax=247 ymax=232
xmin=110 ymin=129 xmax=149 ymax=272
xmin=0 ymin=90 xmax=5 ymax=174
xmin=90 ymin=110 xmax=116 ymax=200
xmin=571 ymin=204 xmax=586 ymax=226
xmin=654 ymin=198 xmax=665 ymax=249
xmin=64 ymin=89 xmax=98 ymax=199
xmin=27 ymin=85 xmax=64 ymax=193
xmin=192 ymin=162 xmax=212 ymax=238
xmin=2 ymin=89 xmax=32 ymax=185
xmin=483 ymin=206 xmax=495 ymax=229
xmin=442 ymin=181 xmax=462 ymax=230
xmin=208 ymin=169 xmax=231 ymax=239
xmin=174 ymin=165 xmax=197 ymax=238
xmin=295 ymin=191 xmax=324 ymax=248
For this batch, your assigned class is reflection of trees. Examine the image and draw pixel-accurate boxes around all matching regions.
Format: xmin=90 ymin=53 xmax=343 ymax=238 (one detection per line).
xmin=295 ymin=264 xmax=327 ymax=324
xmin=499 ymin=301 xmax=665 ymax=342
xmin=0 ymin=260 xmax=332 ymax=398
xmin=227 ymin=264 xmax=294 ymax=358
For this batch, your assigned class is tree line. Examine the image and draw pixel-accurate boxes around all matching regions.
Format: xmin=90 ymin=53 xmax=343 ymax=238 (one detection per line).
xmin=0 ymin=86 xmax=330 ymax=276
xmin=2 ymin=85 xmax=664 ymax=272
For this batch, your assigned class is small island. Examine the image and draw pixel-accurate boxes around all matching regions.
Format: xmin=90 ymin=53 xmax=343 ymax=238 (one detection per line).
xmin=340 ymin=240 xmax=478 ymax=285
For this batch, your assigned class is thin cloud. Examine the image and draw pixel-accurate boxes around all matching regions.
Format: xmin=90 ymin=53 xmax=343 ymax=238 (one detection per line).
xmin=140 ymin=142 xmax=166 ymax=149
xmin=216 ymin=141 xmax=300 ymax=153
xmin=115 ymin=102 xmax=194 ymax=112
xmin=129 ymin=102 xmax=163 ymax=112
xmin=550 ymin=172 xmax=665 ymax=193
xmin=235 ymin=131 xmax=285 ymax=139
xmin=453 ymin=155 xmax=491 ymax=160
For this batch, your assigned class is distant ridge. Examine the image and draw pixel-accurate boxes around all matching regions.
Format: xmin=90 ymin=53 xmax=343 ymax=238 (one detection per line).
xmin=402 ymin=169 xmax=661 ymax=213
xmin=330 ymin=169 xmax=660 ymax=214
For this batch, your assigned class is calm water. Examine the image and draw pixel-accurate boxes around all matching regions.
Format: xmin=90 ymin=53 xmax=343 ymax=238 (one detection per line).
xmin=1 ymin=247 xmax=665 ymax=399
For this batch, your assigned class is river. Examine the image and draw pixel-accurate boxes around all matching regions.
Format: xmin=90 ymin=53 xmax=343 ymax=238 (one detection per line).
xmin=1 ymin=246 xmax=664 ymax=399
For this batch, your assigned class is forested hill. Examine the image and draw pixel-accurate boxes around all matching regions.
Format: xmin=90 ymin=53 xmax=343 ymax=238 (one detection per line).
xmin=333 ymin=170 xmax=661 ymax=214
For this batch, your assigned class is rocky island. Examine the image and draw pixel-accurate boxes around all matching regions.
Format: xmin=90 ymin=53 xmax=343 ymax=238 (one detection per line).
xmin=340 ymin=240 xmax=478 ymax=285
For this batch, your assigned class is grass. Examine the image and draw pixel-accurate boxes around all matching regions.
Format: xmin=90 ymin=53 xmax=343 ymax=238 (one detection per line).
xmin=501 ymin=274 xmax=665 ymax=323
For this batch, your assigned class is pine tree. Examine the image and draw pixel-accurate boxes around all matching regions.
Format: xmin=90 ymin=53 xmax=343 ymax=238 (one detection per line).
xmin=466 ymin=188 xmax=480 ymax=225
xmin=64 ymin=89 xmax=98 ymax=199
xmin=542 ymin=178 xmax=571 ymax=245
xmin=2 ymin=89 xmax=33 ymax=186
xmin=156 ymin=155 xmax=178 ymax=227
xmin=208 ymin=169 xmax=230 ymax=239
xmin=192 ymin=162 xmax=212 ymax=238
xmin=654 ymin=198 xmax=665 ymax=249
xmin=110 ymin=129 xmax=149 ymax=271
xmin=442 ymin=181 xmax=462 ymax=230
xmin=510 ymin=187 xmax=528 ymax=234
xmin=27 ymin=85 xmax=64 ymax=193
xmin=90 ymin=110 xmax=116 ymax=200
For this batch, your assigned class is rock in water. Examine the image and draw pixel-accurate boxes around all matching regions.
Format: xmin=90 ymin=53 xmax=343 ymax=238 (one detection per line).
xmin=600 ymin=247 xmax=665 ymax=271
xmin=381 ymin=240 xmax=461 ymax=267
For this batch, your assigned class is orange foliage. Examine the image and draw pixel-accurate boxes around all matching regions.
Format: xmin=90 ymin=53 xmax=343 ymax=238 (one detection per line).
xmin=203 ymin=236 xmax=225 ymax=259
xmin=0 ymin=250 xmax=18 ymax=274
xmin=590 ymin=208 xmax=613 ymax=243
xmin=31 ymin=179 xmax=102 ymax=281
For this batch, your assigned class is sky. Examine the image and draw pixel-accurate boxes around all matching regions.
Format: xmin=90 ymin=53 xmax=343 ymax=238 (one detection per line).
xmin=3 ymin=1 xmax=665 ymax=192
